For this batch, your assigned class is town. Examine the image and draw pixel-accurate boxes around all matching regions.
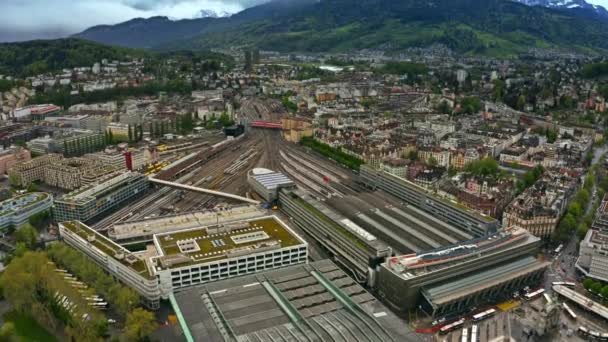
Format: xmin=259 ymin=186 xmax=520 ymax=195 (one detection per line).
xmin=1 ymin=39 xmax=608 ymax=342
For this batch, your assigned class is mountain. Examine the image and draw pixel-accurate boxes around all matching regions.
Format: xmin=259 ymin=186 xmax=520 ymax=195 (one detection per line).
xmin=0 ymin=38 xmax=148 ymax=77
xmin=74 ymin=0 xmax=316 ymax=49
xmin=76 ymin=0 xmax=608 ymax=57
xmin=513 ymin=0 xmax=608 ymax=18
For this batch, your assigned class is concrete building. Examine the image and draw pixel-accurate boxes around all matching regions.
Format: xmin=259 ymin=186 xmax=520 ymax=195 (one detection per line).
xmin=0 ymin=192 xmax=52 ymax=231
xmin=171 ymin=259 xmax=419 ymax=342
xmin=381 ymin=159 xmax=409 ymax=178
xmin=279 ymin=188 xmax=392 ymax=280
xmin=247 ymin=168 xmax=296 ymax=202
xmin=576 ymin=195 xmax=608 ymax=282
xmin=59 ymin=215 xmax=308 ymax=309
xmin=27 ymin=129 xmax=105 ymax=156
xmin=377 ymin=227 xmax=547 ymax=317
xmin=8 ymin=154 xmax=63 ymax=188
xmin=0 ymin=147 xmax=30 ymax=175
xmin=53 ymin=172 xmax=149 ymax=223
xmin=360 ymin=165 xmax=499 ymax=237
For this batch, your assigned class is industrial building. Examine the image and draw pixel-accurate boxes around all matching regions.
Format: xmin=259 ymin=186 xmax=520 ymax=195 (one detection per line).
xmin=248 ymin=168 xmax=296 ymax=202
xmin=53 ymin=172 xmax=149 ymax=223
xmin=58 ymin=215 xmax=308 ymax=309
xmin=360 ymin=165 xmax=499 ymax=237
xmin=577 ymin=194 xmax=608 ymax=282
xmin=376 ymin=226 xmax=548 ymax=317
xmin=170 ymin=259 xmax=419 ymax=342
xmin=0 ymin=192 xmax=53 ymax=231
xmin=279 ymin=188 xmax=392 ymax=281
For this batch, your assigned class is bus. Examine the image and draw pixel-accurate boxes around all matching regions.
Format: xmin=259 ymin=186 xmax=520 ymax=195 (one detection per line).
xmin=472 ymin=308 xmax=497 ymax=322
xmin=439 ymin=318 xmax=465 ymax=335
xmin=554 ymin=244 xmax=564 ymax=254
xmin=552 ymin=281 xmax=576 ymax=288
xmin=563 ymin=303 xmax=577 ymax=320
xmin=524 ymin=288 xmax=545 ymax=300
xmin=471 ymin=325 xmax=478 ymax=342
xmin=461 ymin=327 xmax=468 ymax=342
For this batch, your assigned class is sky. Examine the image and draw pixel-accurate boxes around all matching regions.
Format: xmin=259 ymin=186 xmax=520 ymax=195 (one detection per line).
xmin=0 ymin=0 xmax=268 ymax=42
xmin=2 ymin=0 xmax=608 ymax=42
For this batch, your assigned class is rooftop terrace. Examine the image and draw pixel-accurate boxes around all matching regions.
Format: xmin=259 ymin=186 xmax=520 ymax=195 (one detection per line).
xmin=0 ymin=192 xmax=51 ymax=217
xmin=153 ymin=216 xmax=305 ymax=268
xmin=61 ymin=221 xmax=154 ymax=279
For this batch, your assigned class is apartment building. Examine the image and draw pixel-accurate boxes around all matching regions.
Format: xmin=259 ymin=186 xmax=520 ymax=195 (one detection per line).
xmin=0 ymin=192 xmax=53 ymax=231
xmin=8 ymin=154 xmax=63 ymax=188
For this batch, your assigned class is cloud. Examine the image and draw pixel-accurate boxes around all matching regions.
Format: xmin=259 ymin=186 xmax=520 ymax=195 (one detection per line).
xmin=0 ymin=0 xmax=266 ymax=42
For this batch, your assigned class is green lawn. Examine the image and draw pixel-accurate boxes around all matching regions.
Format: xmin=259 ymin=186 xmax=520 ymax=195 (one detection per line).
xmin=3 ymin=310 xmax=59 ymax=342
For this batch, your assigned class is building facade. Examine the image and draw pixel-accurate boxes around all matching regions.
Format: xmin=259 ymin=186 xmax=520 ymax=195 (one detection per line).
xmin=0 ymin=192 xmax=53 ymax=231
xmin=53 ymin=172 xmax=149 ymax=223
xmin=58 ymin=215 xmax=308 ymax=309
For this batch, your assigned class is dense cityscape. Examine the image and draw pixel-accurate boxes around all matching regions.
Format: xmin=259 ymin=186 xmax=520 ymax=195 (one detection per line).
xmin=3 ymin=1 xmax=608 ymax=342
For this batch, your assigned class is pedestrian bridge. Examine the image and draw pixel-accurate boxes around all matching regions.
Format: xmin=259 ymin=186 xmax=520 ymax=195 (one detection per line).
xmin=149 ymin=177 xmax=260 ymax=205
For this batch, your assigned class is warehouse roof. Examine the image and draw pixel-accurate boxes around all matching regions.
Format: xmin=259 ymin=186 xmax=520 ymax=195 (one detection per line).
xmin=249 ymin=169 xmax=295 ymax=190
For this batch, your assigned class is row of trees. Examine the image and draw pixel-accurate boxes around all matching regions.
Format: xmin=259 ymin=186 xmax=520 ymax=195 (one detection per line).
xmin=553 ymin=171 xmax=595 ymax=242
xmin=300 ymin=137 xmax=364 ymax=170
xmin=0 ymin=251 xmax=108 ymax=341
xmin=583 ymin=278 xmax=608 ymax=300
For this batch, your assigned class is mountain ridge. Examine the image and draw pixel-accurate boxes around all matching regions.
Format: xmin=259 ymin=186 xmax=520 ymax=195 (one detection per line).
xmin=75 ymin=0 xmax=608 ymax=57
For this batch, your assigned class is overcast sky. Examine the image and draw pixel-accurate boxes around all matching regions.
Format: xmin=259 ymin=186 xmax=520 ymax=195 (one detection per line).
xmin=2 ymin=0 xmax=608 ymax=42
xmin=0 ymin=0 xmax=268 ymax=42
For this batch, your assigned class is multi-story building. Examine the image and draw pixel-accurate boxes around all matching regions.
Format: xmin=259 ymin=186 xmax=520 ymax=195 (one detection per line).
xmin=502 ymin=171 xmax=576 ymax=238
xmin=43 ymin=157 xmax=118 ymax=190
xmin=577 ymin=195 xmax=608 ymax=282
xmin=8 ymin=154 xmax=63 ymax=188
xmin=360 ymin=166 xmax=499 ymax=237
xmin=381 ymin=159 xmax=409 ymax=178
xmin=377 ymin=226 xmax=547 ymax=317
xmin=53 ymin=172 xmax=149 ymax=223
xmin=0 ymin=192 xmax=53 ymax=231
xmin=0 ymin=147 xmax=30 ymax=175
xmin=27 ymin=129 xmax=105 ymax=156
xmin=58 ymin=215 xmax=308 ymax=309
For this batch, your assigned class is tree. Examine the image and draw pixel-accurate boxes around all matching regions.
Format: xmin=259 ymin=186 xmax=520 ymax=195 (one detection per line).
xmin=460 ymin=96 xmax=481 ymax=114
xmin=110 ymin=285 xmax=139 ymax=318
xmin=516 ymin=94 xmax=526 ymax=110
xmin=26 ymin=182 xmax=39 ymax=193
xmin=138 ymin=125 xmax=144 ymax=141
xmin=128 ymin=124 xmax=133 ymax=142
xmin=591 ymin=282 xmax=603 ymax=294
xmin=29 ymin=210 xmax=49 ymax=229
xmin=428 ymin=156 xmax=438 ymax=168
xmin=0 ymin=322 xmax=17 ymax=342
xmin=407 ymin=150 xmax=418 ymax=161
xmin=568 ymin=202 xmax=583 ymax=219
xmin=577 ymin=223 xmax=589 ymax=240
xmin=14 ymin=224 xmax=38 ymax=248
xmin=583 ymin=278 xmax=595 ymax=290
xmin=125 ymin=308 xmax=158 ymax=342
xmin=601 ymin=285 xmax=608 ymax=299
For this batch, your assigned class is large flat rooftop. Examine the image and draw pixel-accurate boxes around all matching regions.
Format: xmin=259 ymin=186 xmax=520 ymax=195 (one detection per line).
xmin=171 ymin=259 xmax=420 ymax=342
xmin=384 ymin=226 xmax=538 ymax=279
xmin=109 ymin=205 xmax=266 ymax=241
xmin=154 ymin=215 xmax=306 ymax=267
xmin=58 ymin=171 xmax=145 ymax=204
xmin=61 ymin=221 xmax=153 ymax=279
